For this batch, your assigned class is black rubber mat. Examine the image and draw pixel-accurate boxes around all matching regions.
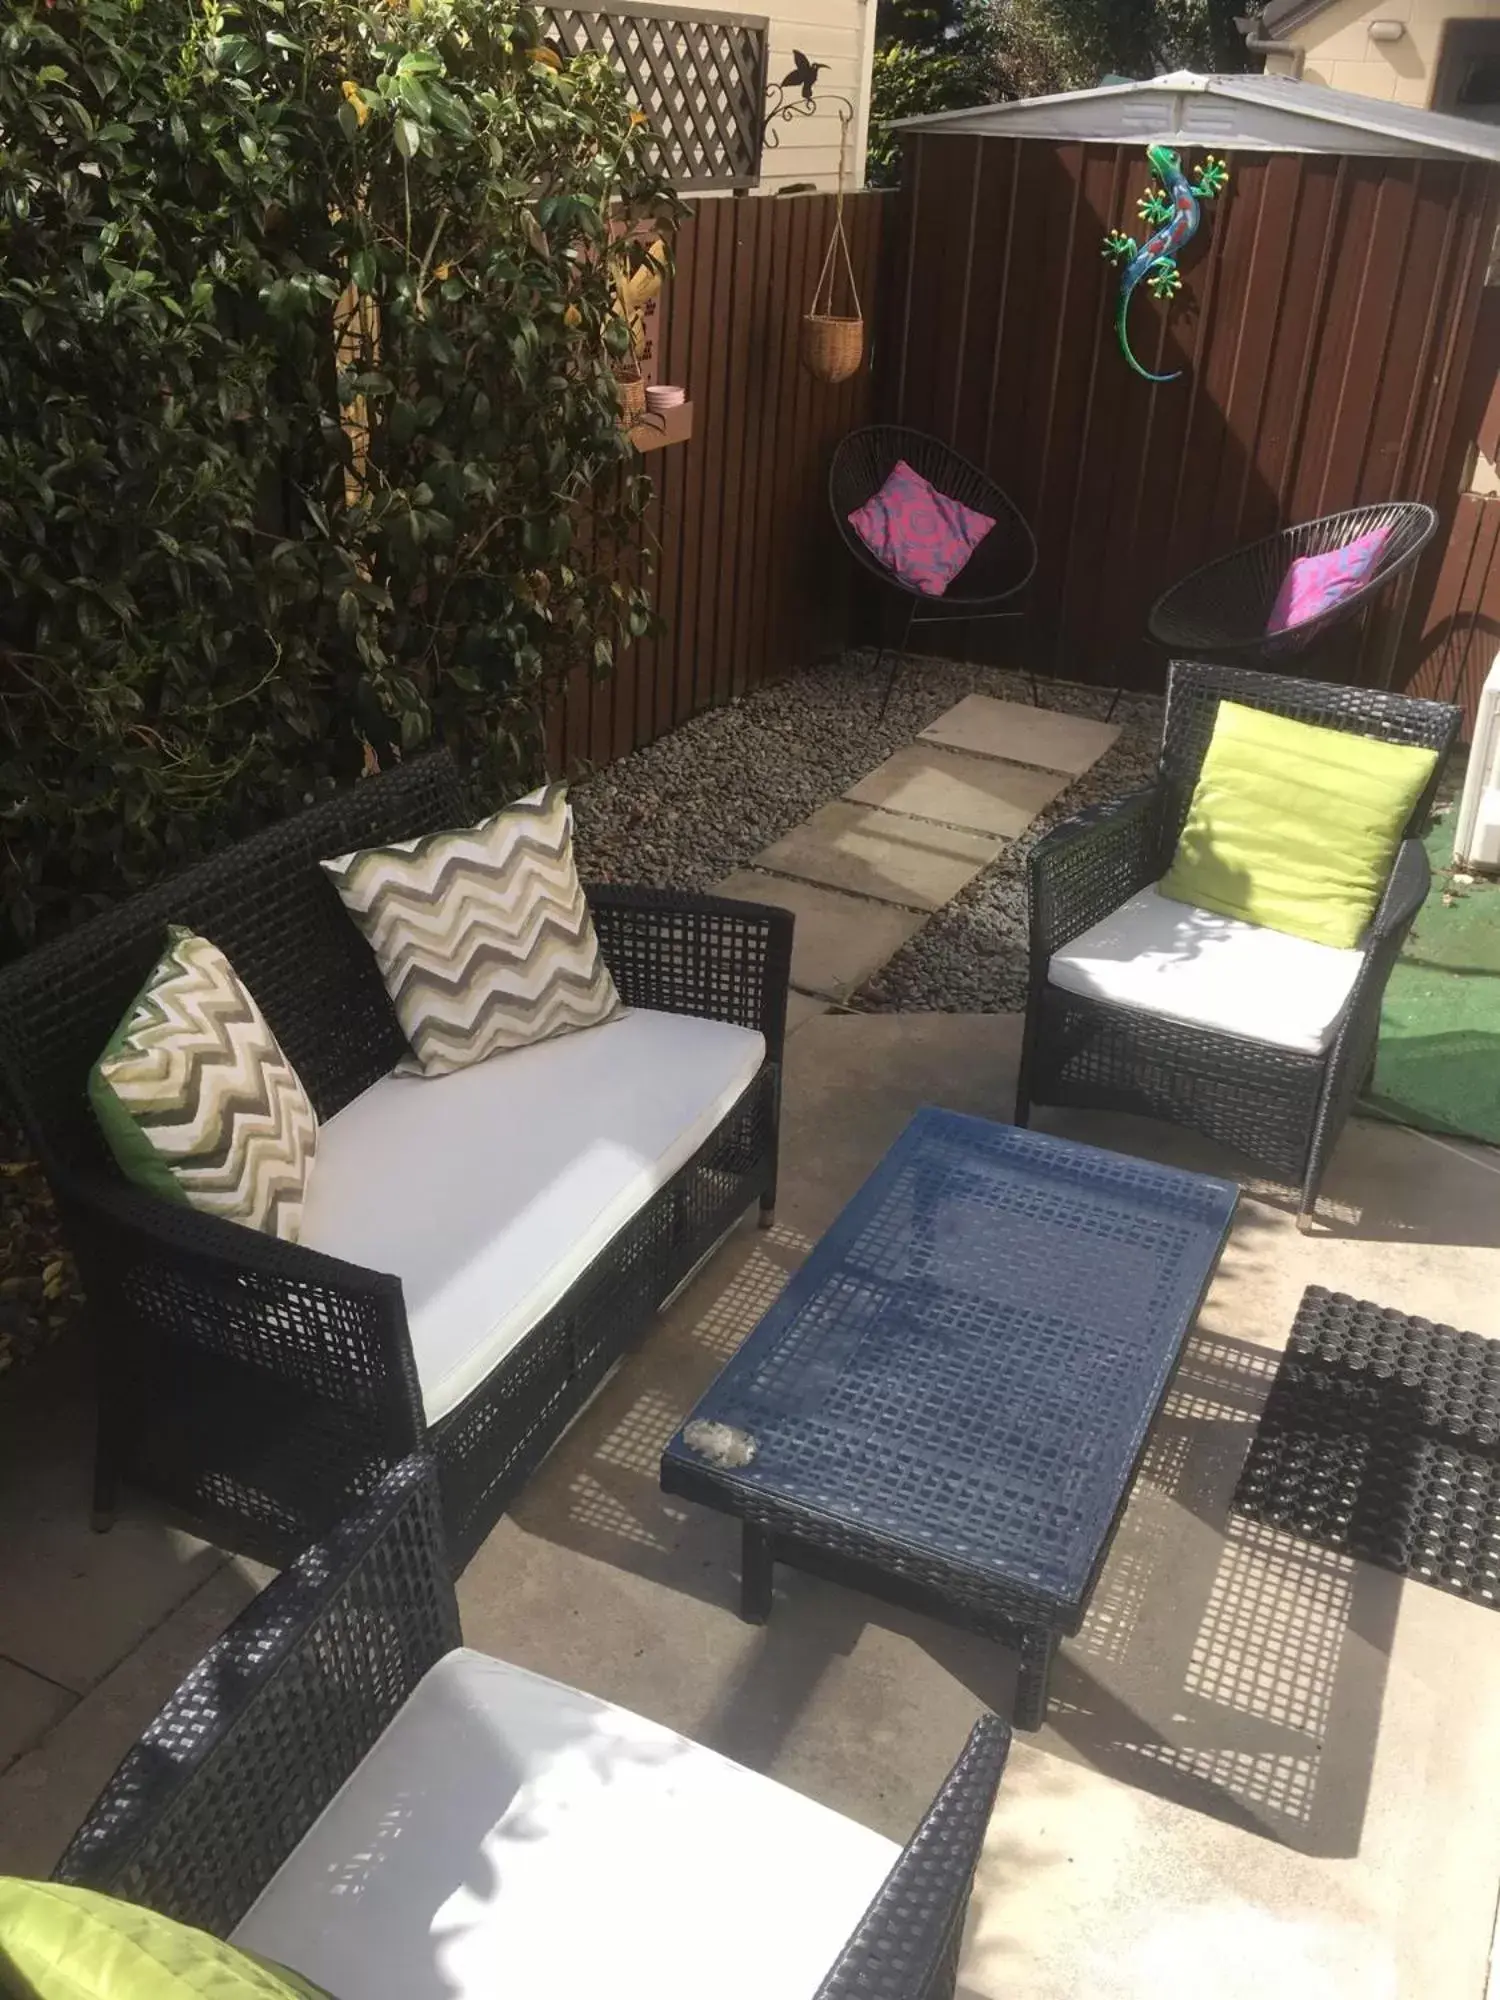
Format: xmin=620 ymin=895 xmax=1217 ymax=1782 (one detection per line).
xmin=1231 ymin=1285 xmax=1500 ymax=1608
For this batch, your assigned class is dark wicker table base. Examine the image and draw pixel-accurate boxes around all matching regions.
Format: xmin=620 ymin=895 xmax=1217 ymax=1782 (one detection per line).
xmin=1232 ymin=1286 xmax=1500 ymax=1608
xmin=739 ymin=1521 xmax=1062 ymax=1730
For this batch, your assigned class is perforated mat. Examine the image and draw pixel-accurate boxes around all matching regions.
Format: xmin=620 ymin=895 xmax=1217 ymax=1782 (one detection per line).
xmin=1232 ymin=1285 xmax=1500 ymax=1608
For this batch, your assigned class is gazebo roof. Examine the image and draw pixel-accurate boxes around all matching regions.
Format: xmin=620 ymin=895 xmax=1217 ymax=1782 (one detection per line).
xmin=893 ymin=69 xmax=1500 ymax=163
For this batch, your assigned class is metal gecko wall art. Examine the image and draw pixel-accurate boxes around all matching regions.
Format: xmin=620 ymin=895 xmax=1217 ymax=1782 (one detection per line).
xmin=1102 ymin=145 xmax=1229 ymax=383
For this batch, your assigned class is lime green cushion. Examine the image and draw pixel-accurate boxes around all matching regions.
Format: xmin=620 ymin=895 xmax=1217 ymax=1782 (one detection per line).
xmin=0 ymin=1880 xmax=328 ymax=2000
xmin=1159 ymin=701 xmax=1438 ymax=951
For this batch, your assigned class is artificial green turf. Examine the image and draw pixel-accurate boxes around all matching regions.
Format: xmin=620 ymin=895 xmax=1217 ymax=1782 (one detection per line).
xmin=1363 ymin=814 xmax=1500 ymax=1147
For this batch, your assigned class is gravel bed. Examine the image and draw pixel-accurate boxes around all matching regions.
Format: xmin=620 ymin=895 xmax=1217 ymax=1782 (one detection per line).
xmin=570 ymin=648 xmax=1163 ymax=1013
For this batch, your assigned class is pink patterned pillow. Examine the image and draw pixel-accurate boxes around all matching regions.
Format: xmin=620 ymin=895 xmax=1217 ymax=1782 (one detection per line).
xmin=848 ymin=459 xmax=995 ymax=597
xmin=1266 ymin=527 xmax=1391 ymax=635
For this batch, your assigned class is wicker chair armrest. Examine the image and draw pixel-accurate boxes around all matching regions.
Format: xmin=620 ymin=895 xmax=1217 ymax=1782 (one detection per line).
xmin=1028 ymin=789 xmax=1166 ymax=960
xmin=1368 ymin=837 xmax=1431 ymax=942
xmin=54 ymin=1454 xmax=459 ymax=1935
xmin=813 ymin=1715 xmax=1011 ymax=2000
xmin=61 ymin=1169 xmax=424 ymax=1429
xmin=586 ymin=885 xmax=794 ymax=1062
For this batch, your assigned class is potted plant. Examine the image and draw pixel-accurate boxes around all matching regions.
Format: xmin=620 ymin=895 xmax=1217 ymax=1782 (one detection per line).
xmin=612 ymin=235 xmax=667 ymax=420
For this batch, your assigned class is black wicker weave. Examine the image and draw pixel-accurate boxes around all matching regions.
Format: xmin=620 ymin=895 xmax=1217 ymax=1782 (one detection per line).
xmin=1147 ymin=502 xmax=1438 ymax=667
xmin=812 ymin=1711 xmax=1010 ymax=2000
xmin=829 ymin=425 xmax=1038 ymax=717
xmin=0 ymin=753 xmax=792 ymax=1568
xmin=56 ymin=1454 xmax=1011 ymax=2000
xmin=1017 ymin=660 xmax=1461 ymax=1229
xmin=1233 ymin=1287 xmax=1500 ymax=1608
xmin=662 ymin=1108 xmax=1236 ymax=1732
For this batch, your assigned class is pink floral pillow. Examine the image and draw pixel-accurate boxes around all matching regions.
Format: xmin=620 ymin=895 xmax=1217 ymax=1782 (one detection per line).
xmin=1266 ymin=527 xmax=1391 ymax=635
xmin=848 ymin=459 xmax=995 ymax=597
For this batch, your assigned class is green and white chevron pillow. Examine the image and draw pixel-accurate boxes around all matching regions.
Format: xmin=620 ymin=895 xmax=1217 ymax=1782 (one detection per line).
xmin=322 ymin=782 xmax=622 ymax=1078
xmin=88 ymin=927 xmax=318 ymax=1242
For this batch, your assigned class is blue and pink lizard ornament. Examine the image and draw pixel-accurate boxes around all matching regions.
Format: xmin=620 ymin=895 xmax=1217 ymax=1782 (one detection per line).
xmin=1103 ymin=144 xmax=1229 ymax=383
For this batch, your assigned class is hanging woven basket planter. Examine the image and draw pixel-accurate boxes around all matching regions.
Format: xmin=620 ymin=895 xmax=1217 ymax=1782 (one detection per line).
xmin=802 ymin=110 xmax=864 ymax=385
xmin=803 ymin=305 xmax=863 ymax=384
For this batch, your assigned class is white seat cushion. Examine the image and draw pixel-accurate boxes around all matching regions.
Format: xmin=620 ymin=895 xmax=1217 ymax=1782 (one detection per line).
xmin=1048 ymin=884 xmax=1364 ymax=1056
xmin=231 ymin=1649 xmax=898 ymax=2000
xmin=300 ymin=1010 xmax=764 ymax=1422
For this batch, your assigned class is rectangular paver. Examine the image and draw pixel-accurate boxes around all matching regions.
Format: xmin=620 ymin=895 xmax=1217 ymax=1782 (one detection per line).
xmin=0 ymin=1658 xmax=73 ymax=1772
xmin=784 ymin=990 xmax=831 ymax=1036
xmin=0 ymin=1351 xmax=223 ymax=1695
xmin=845 ymin=744 xmax=1070 ymax=837
xmin=753 ymin=802 xmax=1003 ymax=912
xmin=714 ymin=871 xmax=924 ymax=1000
xmin=919 ymin=694 xmax=1119 ymax=774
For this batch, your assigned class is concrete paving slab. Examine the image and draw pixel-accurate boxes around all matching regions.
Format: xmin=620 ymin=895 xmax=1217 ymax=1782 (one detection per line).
xmin=0 ymin=1340 xmax=223 ymax=1694
xmin=753 ymin=801 xmax=1002 ymax=911
xmin=0 ymin=1558 xmax=264 ymax=1875
xmin=844 ymin=745 xmax=1070 ymax=837
xmin=784 ymin=990 xmax=830 ymax=1035
xmin=920 ymin=692 xmax=1120 ymax=774
xmin=0 ymin=1659 xmax=73 ymax=1773
xmin=714 ymin=871 xmax=924 ymax=999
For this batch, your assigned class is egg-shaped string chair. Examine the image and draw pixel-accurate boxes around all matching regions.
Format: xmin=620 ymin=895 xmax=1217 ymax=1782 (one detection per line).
xmin=1147 ymin=501 xmax=1438 ymax=670
xmin=830 ymin=426 xmax=1038 ymax=719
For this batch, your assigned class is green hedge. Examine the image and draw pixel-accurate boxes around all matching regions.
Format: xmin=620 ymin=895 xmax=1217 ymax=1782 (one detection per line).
xmin=0 ymin=0 xmax=680 ymax=957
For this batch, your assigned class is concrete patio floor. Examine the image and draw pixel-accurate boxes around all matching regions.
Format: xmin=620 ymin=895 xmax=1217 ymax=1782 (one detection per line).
xmin=3 ymin=1010 xmax=1500 ymax=1997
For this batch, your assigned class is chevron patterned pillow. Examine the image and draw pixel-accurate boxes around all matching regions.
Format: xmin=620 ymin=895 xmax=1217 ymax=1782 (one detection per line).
xmin=321 ymin=783 xmax=623 ymax=1078
xmin=88 ymin=927 xmax=318 ymax=1242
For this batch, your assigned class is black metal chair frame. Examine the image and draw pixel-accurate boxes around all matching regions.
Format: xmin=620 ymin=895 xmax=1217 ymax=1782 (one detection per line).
xmin=0 ymin=752 xmax=793 ymax=1570
xmin=830 ymin=425 xmax=1039 ymax=718
xmin=54 ymin=1455 xmax=1012 ymax=2000
xmin=1016 ymin=660 xmax=1460 ymax=1230
xmin=1146 ymin=502 xmax=1439 ymax=669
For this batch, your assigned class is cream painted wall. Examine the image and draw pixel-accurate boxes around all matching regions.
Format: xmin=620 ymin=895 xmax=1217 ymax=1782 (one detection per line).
xmin=757 ymin=0 xmax=878 ymax=189
xmin=1262 ymin=0 xmax=1500 ymax=105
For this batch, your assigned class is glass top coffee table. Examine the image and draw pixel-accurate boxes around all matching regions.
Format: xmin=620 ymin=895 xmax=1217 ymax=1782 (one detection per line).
xmin=660 ymin=1107 xmax=1237 ymax=1728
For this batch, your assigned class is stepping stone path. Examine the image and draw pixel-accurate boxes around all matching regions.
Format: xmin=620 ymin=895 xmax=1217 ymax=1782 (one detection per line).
xmin=715 ymin=695 xmax=1120 ymax=1018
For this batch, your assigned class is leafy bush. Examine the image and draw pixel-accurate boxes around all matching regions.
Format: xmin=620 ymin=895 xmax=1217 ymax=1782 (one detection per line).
xmin=866 ymin=40 xmax=999 ymax=188
xmin=0 ymin=0 xmax=680 ymax=955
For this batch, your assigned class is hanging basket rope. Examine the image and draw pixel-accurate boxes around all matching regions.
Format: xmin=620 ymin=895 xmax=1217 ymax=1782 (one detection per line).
xmin=803 ymin=108 xmax=863 ymax=385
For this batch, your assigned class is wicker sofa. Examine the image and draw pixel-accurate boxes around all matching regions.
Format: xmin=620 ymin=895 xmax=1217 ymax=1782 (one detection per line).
xmin=0 ymin=752 xmax=792 ymax=1566
xmin=54 ymin=1456 xmax=1011 ymax=2000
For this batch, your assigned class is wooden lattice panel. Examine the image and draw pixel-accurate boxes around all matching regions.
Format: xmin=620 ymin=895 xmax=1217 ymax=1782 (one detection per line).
xmin=545 ymin=3 xmax=767 ymax=190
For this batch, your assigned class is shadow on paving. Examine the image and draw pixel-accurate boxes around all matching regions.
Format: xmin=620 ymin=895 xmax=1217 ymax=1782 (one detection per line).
xmin=511 ymin=1220 xmax=1397 ymax=1859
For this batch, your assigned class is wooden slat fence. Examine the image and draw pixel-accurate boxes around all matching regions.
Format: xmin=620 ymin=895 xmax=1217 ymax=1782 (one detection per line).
xmin=881 ymin=134 xmax=1500 ymax=702
xmin=1408 ymin=492 xmax=1500 ymax=722
xmin=550 ymin=188 xmax=887 ymax=770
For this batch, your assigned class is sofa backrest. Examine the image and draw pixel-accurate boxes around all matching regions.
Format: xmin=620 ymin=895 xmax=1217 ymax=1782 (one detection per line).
xmin=1159 ymin=659 xmax=1460 ymax=851
xmin=0 ymin=751 xmax=469 ymax=1182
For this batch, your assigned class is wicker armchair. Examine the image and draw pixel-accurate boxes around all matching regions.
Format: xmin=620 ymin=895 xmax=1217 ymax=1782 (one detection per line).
xmin=830 ymin=425 xmax=1038 ymax=716
xmin=1017 ymin=661 xmax=1460 ymax=1228
xmin=55 ymin=1455 xmax=1011 ymax=2000
xmin=1147 ymin=502 xmax=1438 ymax=667
xmin=0 ymin=752 xmax=792 ymax=1568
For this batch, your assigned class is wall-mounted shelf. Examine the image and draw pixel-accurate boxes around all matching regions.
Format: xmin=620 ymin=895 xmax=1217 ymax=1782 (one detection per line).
xmin=631 ymin=402 xmax=694 ymax=453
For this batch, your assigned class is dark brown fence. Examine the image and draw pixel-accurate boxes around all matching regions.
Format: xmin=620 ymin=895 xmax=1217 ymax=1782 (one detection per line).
xmin=1409 ymin=491 xmax=1500 ymax=719
xmin=881 ymin=132 xmax=1500 ymax=699
xmin=550 ymin=188 xmax=887 ymax=770
xmin=1406 ymin=287 xmax=1500 ymax=729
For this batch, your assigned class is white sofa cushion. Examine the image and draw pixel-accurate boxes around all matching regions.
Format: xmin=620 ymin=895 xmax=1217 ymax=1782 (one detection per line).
xmin=1048 ymin=884 xmax=1364 ymax=1056
xmin=231 ymin=1649 xmax=898 ymax=2000
xmin=299 ymin=1009 xmax=765 ymax=1422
